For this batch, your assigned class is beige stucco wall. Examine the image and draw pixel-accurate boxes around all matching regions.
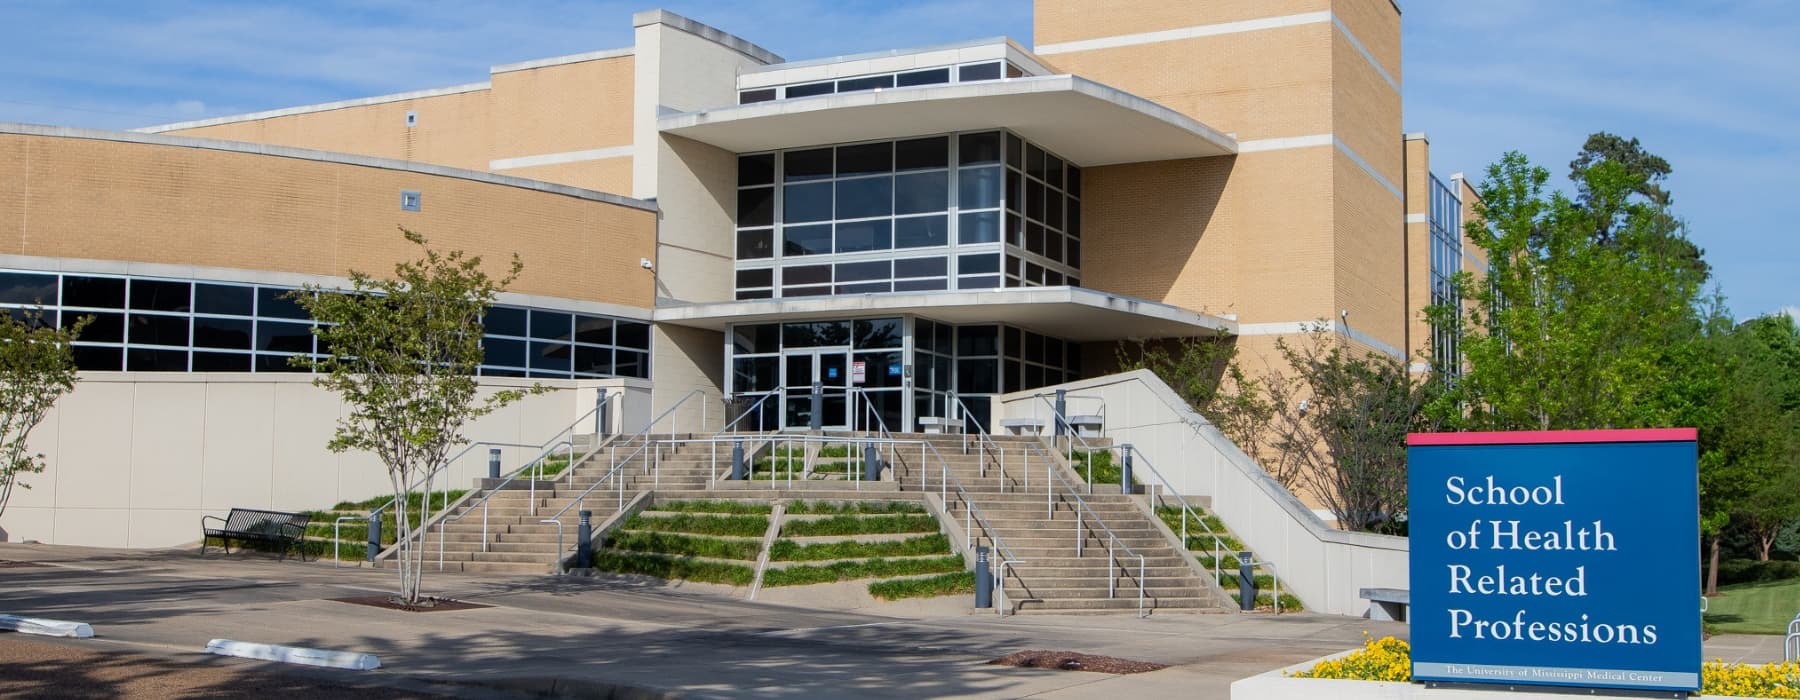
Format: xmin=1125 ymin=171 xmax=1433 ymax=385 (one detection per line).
xmin=0 ymin=131 xmax=657 ymax=309
xmin=0 ymin=375 xmax=652 ymax=549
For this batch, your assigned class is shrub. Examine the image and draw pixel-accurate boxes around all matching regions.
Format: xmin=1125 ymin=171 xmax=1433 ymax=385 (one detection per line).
xmin=762 ymin=556 xmax=964 ymax=587
xmin=623 ymin=513 xmax=769 ymax=538
xmin=768 ymin=534 xmax=950 ymax=561
xmin=590 ymin=550 xmax=754 ymax=586
xmin=786 ymin=501 xmax=926 ymax=515
xmin=869 ymin=572 xmax=976 ymax=600
xmin=651 ymin=500 xmax=773 ymax=515
xmin=606 ymin=531 xmax=762 ymax=561
xmin=1716 ymin=559 xmax=1800 ymax=586
xmin=782 ymin=514 xmax=939 ymax=537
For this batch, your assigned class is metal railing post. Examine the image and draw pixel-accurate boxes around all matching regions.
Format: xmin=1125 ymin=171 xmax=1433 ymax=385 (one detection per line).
xmin=595 ymin=388 xmax=608 ymax=436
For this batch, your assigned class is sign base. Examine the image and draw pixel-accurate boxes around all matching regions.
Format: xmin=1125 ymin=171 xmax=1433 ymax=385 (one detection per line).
xmin=1423 ymin=680 xmax=1686 ymax=699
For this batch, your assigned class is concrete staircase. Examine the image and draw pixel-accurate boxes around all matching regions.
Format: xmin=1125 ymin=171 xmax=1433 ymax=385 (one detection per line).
xmin=383 ymin=430 xmax=1227 ymax=616
xmin=888 ymin=433 xmax=1224 ymax=614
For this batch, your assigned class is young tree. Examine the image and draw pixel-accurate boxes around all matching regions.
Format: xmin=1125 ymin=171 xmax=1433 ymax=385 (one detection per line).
xmin=1717 ymin=314 xmax=1800 ymax=567
xmin=1265 ymin=327 xmax=1443 ymax=533
xmin=294 ymin=228 xmax=535 ymax=605
xmin=0 ymin=311 xmax=84 ymax=518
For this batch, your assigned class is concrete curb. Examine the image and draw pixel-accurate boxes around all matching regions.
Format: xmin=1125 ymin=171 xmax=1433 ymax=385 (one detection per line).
xmin=204 ymin=639 xmax=379 ymax=670
xmin=0 ymin=614 xmax=93 ymax=638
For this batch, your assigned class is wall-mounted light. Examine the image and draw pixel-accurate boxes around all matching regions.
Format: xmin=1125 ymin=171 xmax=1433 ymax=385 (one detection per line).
xmin=640 ymin=257 xmax=654 ymax=270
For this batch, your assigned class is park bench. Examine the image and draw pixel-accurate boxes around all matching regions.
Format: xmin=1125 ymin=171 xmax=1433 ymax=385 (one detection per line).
xmin=1066 ymin=414 xmax=1104 ymax=438
xmin=200 ymin=508 xmax=312 ymax=561
xmin=998 ymin=418 xmax=1045 ymax=436
xmin=1360 ymin=587 xmax=1409 ymax=622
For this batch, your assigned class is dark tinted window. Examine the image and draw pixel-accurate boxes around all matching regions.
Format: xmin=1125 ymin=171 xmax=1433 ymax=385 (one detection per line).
xmin=63 ymin=276 xmax=125 ymax=309
xmin=69 ymin=311 xmax=123 ymax=343
xmin=530 ymin=310 xmax=571 ymax=341
xmin=959 ymin=211 xmax=999 ymax=244
xmin=130 ymin=280 xmax=190 ymax=312
xmin=782 ymin=183 xmax=833 ymax=222
xmin=894 ymin=257 xmax=947 ymax=278
xmin=129 ymin=314 xmax=189 ymax=346
xmin=783 ymin=264 xmax=831 ymax=286
xmin=737 ymin=229 xmax=774 ymax=259
xmin=835 ymin=260 xmax=889 ymax=282
xmin=894 ymin=216 xmax=948 ymax=248
xmin=257 ymin=287 xmax=309 ymax=320
xmin=483 ymin=337 xmax=527 ymax=368
xmin=192 ymin=351 xmax=252 ymax=372
xmin=193 ymin=317 xmax=253 ymax=349
xmin=893 ymin=278 xmax=946 ymax=292
xmin=959 ymin=62 xmax=1002 ymax=81
xmin=739 ymin=153 xmax=776 ymax=186
xmin=894 ymin=172 xmax=948 ymax=215
xmin=959 ymin=132 xmax=1001 ymax=166
xmin=574 ymin=345 xmax=613 ymax=375
xmin=835 ymin=177 xmax=892 ymax=219
xmin=0 ymin=272 xmax=58 ymax=305
xmin=960 ymin=254 xmax=1001 ymax=275
xmin=194 ymin=283 xmax=253 ymax=316
xmin=732 ymin=324 xmax=780 ymax=354
xmin=615 ymin=322 xmax=650 ymax=350
xmin=484 ymin=306 xmax=528 ymax=337
xmin=895 ymin=136 xmax=948 ymax=171
xmin=530 ymin=342 xmax=571 ymax=372
xmin=783 ymin=224 xmax=833 ymax=256
xmin=784 ymin=148 xmax=833 ymax=181
xmin=958 ymin=325 xmax=999 ymax=356
xmin=257 ymin=321 xmax=313 ymax=353
xmin=257 ymin=353 xmax=309 ymax=373
xmin=836 ymin=142 xmax=892 ymax=176
xmin=834 ymin=220 xmax=891 ymax=253
xmin=574 ymin=316 xmax=613 ymax=345
xmin=128 ymin=348 xmax=188 ymax=372
xmin=896 ymin=68 xmax=951 ymax=87
xmin=736 ymin=268 xmax=773 ymax=289
xmin=738 ymin=89 xmax=777 ymax=105
xmin=837 ymin=75 xmax=894 ymax=93
xmin=785 ymin=81 xmax=834 ymax=98
xmin=738 ymin=186 xmax=774 ymax=227
xmin=854 ymin=318 xmax=903 ymax=349
xmin=73 ymin=345 xmax=122 ymax=371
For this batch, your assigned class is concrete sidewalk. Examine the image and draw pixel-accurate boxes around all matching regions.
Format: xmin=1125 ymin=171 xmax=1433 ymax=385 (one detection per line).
xmin=0 ymin=544 xmax=1781 ymax=698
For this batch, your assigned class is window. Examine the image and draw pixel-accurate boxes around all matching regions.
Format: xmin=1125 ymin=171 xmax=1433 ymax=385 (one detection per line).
xmin=738 ymin=59 xmax=1032 ymax=105
xmin=0 ymin=270 xmax=653 ymax=379
xmin=1428 ymin=174 xmax=1464 ymax=377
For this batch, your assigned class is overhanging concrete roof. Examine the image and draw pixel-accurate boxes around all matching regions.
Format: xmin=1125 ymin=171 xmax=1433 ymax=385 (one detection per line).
xmin=652 ymin=287 xmax=1235 ymax=341
xmin=658 ymin=75 xmax=1237 ymax=166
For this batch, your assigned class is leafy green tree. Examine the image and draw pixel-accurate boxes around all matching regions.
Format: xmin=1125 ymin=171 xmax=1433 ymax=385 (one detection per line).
xmin=1428 ymin=141 xmax=1713 ymax=433
xmin=293 ymin=228 xmax=536 ymax=605
xmin=1265 ymin=327 xmax=1444 ymax=533
xmin=0 ymin=310 xmax=85 ymax=518
xmin=1719 ymin=314 xmax=1800 ymax=565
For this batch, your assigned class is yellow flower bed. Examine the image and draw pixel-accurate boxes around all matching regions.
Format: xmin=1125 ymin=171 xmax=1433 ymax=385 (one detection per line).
xmin=1287 ymin=635 xmax=1800 ymax=698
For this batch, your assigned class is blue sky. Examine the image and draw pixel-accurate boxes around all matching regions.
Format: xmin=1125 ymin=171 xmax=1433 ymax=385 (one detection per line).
xmin=1 ymin=1 xmax=1792 ymax=319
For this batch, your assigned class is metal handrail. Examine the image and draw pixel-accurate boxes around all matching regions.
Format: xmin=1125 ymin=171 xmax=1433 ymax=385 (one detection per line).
xmin=535 ymin=388 xmax=712 ymax=528
xmin=433 ymin=388 xmax=708 ymax=571
xmin=373 ymin=391 xmax=622 ymax=560
xmin=1037 ymin=444 xmax=1148 ymax=618
xmin=1245 ymin=559 xmax=1286 ymax=613
xmin=1025 ymin=390 xmax=1106 ymax=426
xmin=917 ymin=440 xmax=1024 ymax=616
xmin=1111 ymin=443 xmax=1226 ymax=581
xmin=952 ymin=396 xmax=1009 ymax=491
xmin=332 ymin=515 xmax=362 ymax=568
xmin=659 ymin=434 xmax=926 ymax=489
xmin=1032 ymin=394 xmax=1106 ymax=490
xmin=1786 ymin=613 xmax=1799 ymax=662
xmin=720 ymin=391 xmax=780 ymax=433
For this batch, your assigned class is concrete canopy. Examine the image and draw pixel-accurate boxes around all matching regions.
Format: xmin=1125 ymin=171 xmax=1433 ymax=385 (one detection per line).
xmin=652 ymin=287 xmax=1235 ymax=342
xmin=658 ymin=75 xmax=1237 ymax=166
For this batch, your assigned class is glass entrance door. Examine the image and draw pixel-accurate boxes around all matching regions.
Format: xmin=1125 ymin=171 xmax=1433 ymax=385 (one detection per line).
xmin=783 ymin=350 xmax=849 ymax=429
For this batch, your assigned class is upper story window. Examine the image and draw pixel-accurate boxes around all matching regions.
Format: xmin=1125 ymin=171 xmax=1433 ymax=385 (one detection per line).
xmin=1428 ymin=174 xmax=1463 ymax=375
xmin=733 ymin=130 xmax=1079 ymax=300
xmin=738 ymin=61 xmax=1029 ymax=105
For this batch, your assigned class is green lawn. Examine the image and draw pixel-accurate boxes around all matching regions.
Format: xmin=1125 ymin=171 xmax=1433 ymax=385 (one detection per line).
xmin=1704 ymin=577 xmax=1800 ymax=635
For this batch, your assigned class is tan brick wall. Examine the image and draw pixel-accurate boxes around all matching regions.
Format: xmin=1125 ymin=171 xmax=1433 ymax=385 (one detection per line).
xmin=163 ymin=56 xmax=637 ymax=196
xmin=1035 ymin=0 xmax=1328 ymax=46
xmin=169 ymin=89 xmax=494 ymax=172
xmin=1404 ymin=139 xmax=1433 ymax=361
xmin=1332 ymin=149 xmax=1406 ymax=354
xmin=1081 ymin=147 xmax=1337 ymax=325
xmin=0 ymin=133 xmax=655 ymax=308
xmin=494 ymin=157 xmax=633 ymax=195
xmin=490 ymin=56 xmax=635 ymax=160
xmin=1042 ymin=27 xmax=1334 ymax=142
xmin=1331 ymin=27 xmax=1403 ymax=187
xmin=1331 ymin=0 xmax=1402 ymax=86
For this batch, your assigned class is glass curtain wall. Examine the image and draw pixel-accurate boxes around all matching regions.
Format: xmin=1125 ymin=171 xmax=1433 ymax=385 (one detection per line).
xmin=0 ymin=269 xmax=652 ymax=379
xmin=1428 ymin=174 xmax=1463 ymax=377
xmin=726 ymin=315 xmax=1080 ymax=432
xmin=734 ymin=130 xmax=1080 ymax=300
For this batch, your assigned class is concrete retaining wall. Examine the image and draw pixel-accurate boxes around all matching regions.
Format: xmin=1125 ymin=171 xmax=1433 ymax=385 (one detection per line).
xmin=996 ymin=369 xmax=1408 ymax=616
xmin=0 ymin=373 xmax=654 ymax=549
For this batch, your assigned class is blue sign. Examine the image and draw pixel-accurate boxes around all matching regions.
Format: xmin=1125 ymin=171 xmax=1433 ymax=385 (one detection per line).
xmin=1407 ymin=429 xmax=1699 ymax=693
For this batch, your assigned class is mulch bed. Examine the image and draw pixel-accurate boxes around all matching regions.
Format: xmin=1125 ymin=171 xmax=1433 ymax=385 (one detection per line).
xmin=0 ymin=560 xmax=45 ymax=568
xmin=328 ymin=595 xmax=491 ymax=613
xmin=989 ymin=650 xmax=1168 ymax=674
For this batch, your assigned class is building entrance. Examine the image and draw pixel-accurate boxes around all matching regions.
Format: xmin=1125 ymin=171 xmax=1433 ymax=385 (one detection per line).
xmin=782 ymin=349 xmax=850 ymax=429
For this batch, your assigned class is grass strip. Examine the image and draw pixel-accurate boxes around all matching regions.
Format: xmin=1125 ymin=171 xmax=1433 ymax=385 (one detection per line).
xmin=624 ymin=513 xmax=769 ymax=538
xmin=329 ymin=489 xmax=469 ymax=512
xmin=762 ymin=555 xmax=966 ymax=587
xmin=782 ymin=514 xmax=940 ymax=537
xmin=591 ymin=550 xmax=755 ymax=586
xmin=785 ymin=501 xmax=926 ymax=515
xmin=768 ymin=534 xmax=951 ymax=562
xmin=868 ymin=572 xmax=977 ymax=601
xmin=607 ymin=531 xmax=763 ymax=561
xmin=1704 ymin=578 xmax=1800 ymax=634
xmin=651 ymin=500 xmax=774 ymax=515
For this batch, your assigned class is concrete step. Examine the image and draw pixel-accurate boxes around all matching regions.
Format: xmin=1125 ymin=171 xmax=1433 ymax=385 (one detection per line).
xmin=1011 ymin=597 xmax=1212 ymax=612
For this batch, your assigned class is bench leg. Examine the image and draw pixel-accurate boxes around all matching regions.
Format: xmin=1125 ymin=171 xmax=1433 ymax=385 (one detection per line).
xmin=1369 ymin=601 xmax=1404 ymax=622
